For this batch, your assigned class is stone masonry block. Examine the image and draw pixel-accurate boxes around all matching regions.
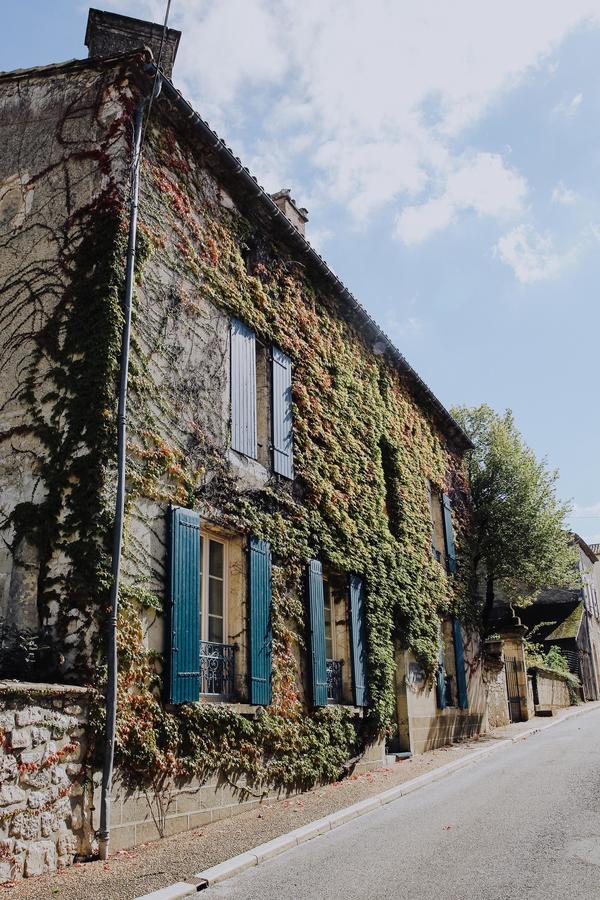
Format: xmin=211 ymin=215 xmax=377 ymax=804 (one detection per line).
xmin=15 ymin=707 xmax=46 ymax=728
xmin=0 ymin=712 xmax=16 ymax=732
xmin=0 ymin=784 xmax=26 ymax=808
xmin=31 ymin=726 xmax=51 ymax=746
xmin=23 ymin=839 xmax=56 ymax=877
xmin=19 ymin=767 xmax=51 ymax=790
xmin=10 ymin=812 xmax=40 ymax=841
xmin=27 ymin=789 xmax=50 ymax=810
xmin=10 ymin=728 xmax=32 ymax=750
xmin=20 ymin=745 xmax=45 ymax=766
xmin=1 ymin=755 xmax=18 ymax=783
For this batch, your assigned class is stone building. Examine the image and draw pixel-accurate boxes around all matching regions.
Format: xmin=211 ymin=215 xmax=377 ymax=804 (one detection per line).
xmin=0 ymin=9 xmax=485 ymax=875
xmin=519 ymin=535 xmax=600 ymax=702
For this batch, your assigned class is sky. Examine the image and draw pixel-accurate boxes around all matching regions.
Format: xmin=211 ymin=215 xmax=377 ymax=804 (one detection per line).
xmin=3 ymin=1 xmax=600 ymax=541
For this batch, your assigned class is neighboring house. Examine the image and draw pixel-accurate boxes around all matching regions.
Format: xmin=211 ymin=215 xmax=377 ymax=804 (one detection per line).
xmin=0 ymin=9 xmax=484 ymax=869
xmin=518 ymin=536 xmax=600 ymax=701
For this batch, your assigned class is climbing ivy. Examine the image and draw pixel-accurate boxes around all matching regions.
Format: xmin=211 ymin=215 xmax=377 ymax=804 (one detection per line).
xmin=1 ymin=65 xmax=473 ymax=793
xmin=103 ymin=114 xmax=473 ymax=788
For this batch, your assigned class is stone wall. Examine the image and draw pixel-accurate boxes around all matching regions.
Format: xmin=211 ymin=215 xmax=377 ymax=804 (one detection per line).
xmin=531 ymin=668 xmax=572 ymax=711
xmin=393 ymin=632 xmax=487 ymax=756
xmin=0 ymin=683 xmax=91 ymax=882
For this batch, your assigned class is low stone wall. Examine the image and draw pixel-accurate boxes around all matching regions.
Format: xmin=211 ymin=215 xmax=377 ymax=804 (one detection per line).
xmin=0 ymin=682 xmax=91 ymax=882
xmin=530 ymin=667 xmax=572 ymax=711
xmin=409 ymin=711 xmax=484 ymax=754
xmin=103 ymin=736 xmax=385 ymax=851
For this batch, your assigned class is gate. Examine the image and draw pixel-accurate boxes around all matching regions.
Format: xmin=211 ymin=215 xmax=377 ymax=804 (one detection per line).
xmin=505 ymin=656 xmax=523 ymax=723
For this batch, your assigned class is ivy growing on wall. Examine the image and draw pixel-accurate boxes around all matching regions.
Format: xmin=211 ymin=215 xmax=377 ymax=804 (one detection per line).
xmin=2 ymin=65 xmax=473 ymax=793
xmin=102 ymin=111 xmax=473 ymax=788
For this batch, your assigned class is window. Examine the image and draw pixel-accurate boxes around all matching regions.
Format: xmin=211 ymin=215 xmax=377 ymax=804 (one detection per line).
xmin=427 ymin=482 xmax=457 ymax=575
xmin=201 ymin=536 xmax=226 ymax=643
xmin=323 ymin=574 xmax=344 ymax=703
xmin=428 ymin=482 xmax=444 ymax=565
xmin=199 ymin=534 xmax=233 ymax=696
xmin=167 ymin=507 xmax=274 ymax=706
xmin=307 ymin=562 xmax=368 ymax=708
xmin=436 ymin=617 xmax=468 ymax=711
xmin=380 ymin=437 xmax=402 ymax=539
xmin=230 ymin=318 xmax=294 ymax=477
xmin=441 ymin=619 xmax=458 ymax=707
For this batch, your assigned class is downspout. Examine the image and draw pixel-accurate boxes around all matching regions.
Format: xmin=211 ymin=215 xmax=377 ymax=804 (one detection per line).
xmin=98 ymin=96 xmax=147 ymax=861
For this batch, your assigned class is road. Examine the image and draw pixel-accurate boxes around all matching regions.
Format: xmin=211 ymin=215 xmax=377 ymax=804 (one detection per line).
xmin=206 ymin=708 xmax=600 ymax=900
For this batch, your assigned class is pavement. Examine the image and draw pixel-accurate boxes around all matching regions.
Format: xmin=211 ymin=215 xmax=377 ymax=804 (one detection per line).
xmin=204 ymin=704 xmax=600 ymax=900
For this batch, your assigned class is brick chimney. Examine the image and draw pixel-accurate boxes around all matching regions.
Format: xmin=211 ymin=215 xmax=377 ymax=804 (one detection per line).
xmin=270 ymin=189 xmax=309 ymax=237
xmin=85 ymin=8 xmax=181 ymax=79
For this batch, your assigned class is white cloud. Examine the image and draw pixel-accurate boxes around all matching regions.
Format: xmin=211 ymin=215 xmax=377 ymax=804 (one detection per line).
xmin=553 ymin=92 xmax=584 ymax=116
xmin=395 ymin=153 xmax=527 ymax=245
xmin=109 ymin=0 xmax=600 ymax=231
xmin=573 ymin=502 xmax=600 ymax=517
xmin=551 ymin=181 xmax=578 ymax=205
xmin=495 ymin=224 xmax=579 ymax=283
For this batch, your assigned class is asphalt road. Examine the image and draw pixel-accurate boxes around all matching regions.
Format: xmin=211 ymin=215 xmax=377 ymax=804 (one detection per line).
xmin=206 ymin=708 xmax=600 ymax=900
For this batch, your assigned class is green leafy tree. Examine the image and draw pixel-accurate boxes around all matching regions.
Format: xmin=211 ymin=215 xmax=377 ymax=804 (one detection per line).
xmin=451 ymin=404 xmax=576 ymax=628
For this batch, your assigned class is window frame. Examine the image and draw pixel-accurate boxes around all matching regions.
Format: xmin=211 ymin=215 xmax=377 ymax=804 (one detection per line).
xmin=199 ymin=532 xmax=229 ymax=645
xmin=323 ymin=574 xmax=336 ymax=660
xmin=441 ymin=618 xmax=458 ymax=708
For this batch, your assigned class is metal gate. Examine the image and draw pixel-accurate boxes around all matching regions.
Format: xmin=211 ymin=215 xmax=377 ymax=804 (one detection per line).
xmin=505 ymin=657 xmax=523 ymax=723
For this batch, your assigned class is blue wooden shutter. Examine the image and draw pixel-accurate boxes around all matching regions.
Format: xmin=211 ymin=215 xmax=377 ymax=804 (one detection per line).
xmin=230 ymin=318 xmax=257 ymax=458
xmin=249 ymin=536 xmax=272 ymax=705
xmin=167 ymin=506 xmax=201 ymax=704
xmin=348 ymin=574 xmax=368 ymax=707
xmin=307 ymin=560 xmax=327 ymax=707
xmin=441 ymin=493 xmax=457 ymax=574
xmin=453 ymin=617 xmax=469 ymax=709
xmin=271 ymin=347 xmax=294 ymax=479
xmin=436 ymin=627 xmax=446 ymax=710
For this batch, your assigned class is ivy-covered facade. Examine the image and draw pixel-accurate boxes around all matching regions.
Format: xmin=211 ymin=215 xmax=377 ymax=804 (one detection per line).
xmin=0 ymin=10 xmax=487 ymax=853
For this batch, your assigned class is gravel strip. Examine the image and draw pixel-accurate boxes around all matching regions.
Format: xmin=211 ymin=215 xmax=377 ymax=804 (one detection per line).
xmin=2 ymin=709 xmax=590 ymax=900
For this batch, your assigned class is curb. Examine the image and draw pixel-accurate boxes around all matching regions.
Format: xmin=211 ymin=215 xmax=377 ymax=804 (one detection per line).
xmin=136 ymin=702 xmax=600 ymax=899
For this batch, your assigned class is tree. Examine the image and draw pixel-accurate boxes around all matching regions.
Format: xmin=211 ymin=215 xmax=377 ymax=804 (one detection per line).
xmin=451 ymin=404 xmax=576 ymax=628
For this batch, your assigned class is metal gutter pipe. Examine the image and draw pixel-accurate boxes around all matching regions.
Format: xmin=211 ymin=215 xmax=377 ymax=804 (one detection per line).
xmin=98 ymin=97 xmax=146 ymax=862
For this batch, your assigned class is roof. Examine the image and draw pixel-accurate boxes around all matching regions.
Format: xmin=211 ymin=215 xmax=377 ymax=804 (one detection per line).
xmin=572 ymin=533 xmax=599 ymax=564
xmin=533 ymin=588 xmax=582 ymax=606
xmin=519 ymin=593 xmax=583 ymax=646
xmin=545 ymin=602 xmax=584 ymax=641
xmin=0 ymin=51 xmax=473 ymax=450
xmin=589 ymin=543 xmax=600 ymax=558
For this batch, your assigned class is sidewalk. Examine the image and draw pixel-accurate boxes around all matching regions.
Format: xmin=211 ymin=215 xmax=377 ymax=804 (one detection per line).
xmin=4 ymin=703 xmax=599 ymax=900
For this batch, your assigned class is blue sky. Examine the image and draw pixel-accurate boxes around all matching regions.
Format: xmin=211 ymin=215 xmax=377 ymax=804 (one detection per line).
xmin=4 ymin=1 xmax=600 ymax=540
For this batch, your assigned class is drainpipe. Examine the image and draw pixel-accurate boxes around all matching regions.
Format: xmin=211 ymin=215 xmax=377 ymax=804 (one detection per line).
xmin=98 ymin=97 xmax=146 ymax=862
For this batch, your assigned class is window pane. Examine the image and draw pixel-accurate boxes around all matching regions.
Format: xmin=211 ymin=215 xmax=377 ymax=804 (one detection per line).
xmin=324 ymin=580 xmax=333 ymax=658
xmin=208 ymin=615 xmax=223 ymax=643
xmin=209 ymin=576 xmax=224 ymax=618
xmin=209 ymin=540 xmax=224 ymax=578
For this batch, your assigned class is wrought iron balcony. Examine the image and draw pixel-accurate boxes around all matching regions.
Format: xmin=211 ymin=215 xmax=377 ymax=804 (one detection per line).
xmin=200 ymin=641 xmax=235 ymax=697
xmin=326 ymin=658 xmax=343 ymax=704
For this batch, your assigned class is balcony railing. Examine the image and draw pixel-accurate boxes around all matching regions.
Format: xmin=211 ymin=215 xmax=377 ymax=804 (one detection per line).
xmin=200 ymin=641 xmax=235 ymax=696
xmin=326 ymin=658 xmax=343 ymax=704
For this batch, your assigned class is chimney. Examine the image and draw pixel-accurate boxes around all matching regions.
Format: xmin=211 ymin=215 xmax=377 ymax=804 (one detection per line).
xmin=85 ymin=8 xmax=181 ymax=79
xmin=270 ymin=189 xmax=309 ymax=237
